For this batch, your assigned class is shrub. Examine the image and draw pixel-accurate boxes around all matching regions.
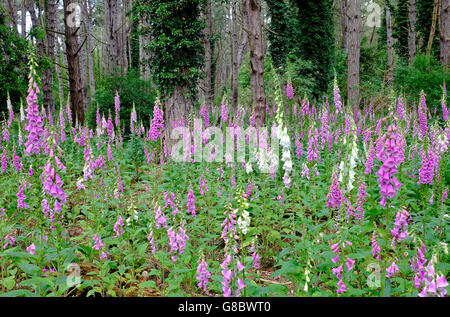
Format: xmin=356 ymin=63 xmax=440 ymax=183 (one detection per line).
xmin=395 ymin=53 xmax=449 ymax=114
xmin=87 ymin=70 xmax=156 ymax=135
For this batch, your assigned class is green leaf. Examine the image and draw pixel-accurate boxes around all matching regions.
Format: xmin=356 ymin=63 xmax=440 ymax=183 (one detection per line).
xmin=17 ymin=263 xmax=40 ymax=275
xmin=139 ymin=280 xmax=157 ymax=289
xmin=0 ymin=289 xmax=36 ymax=297
xmin=1 ymin=276 xmax=16 ymax=291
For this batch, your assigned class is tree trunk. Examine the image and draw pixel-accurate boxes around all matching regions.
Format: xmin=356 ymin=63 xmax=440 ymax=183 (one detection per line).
xmin=21 ymin=0 xmax=26 ymax=38
xmin=347 ymin=0 xmax=361 ymax=107
xmin=55 ymin=38 xmax=65 ymax=108
xmin=204 ymin=0 xmax=213 ymax=114
xmin=231 ymin=0 xmax=239 ymax=114
xmin=427 ymin=0 xmax=439 ymax=57
xmin=5 ymin=0 xmax=18 ymax=33
xmin=79 ymin=1 xmax=88 ymax=112
xmin=27 ymin=0 xmax=54 ymax=111
xmin=105 ymin=0 xmax=121 ymax=72
xmin=408 ymin=0 xmax=417 ymax=63
xmin=163 ymin=86 xmax=192 ymax=155
xmin=64 ymin=0 xmax=85 ymax=126
xmin=242 ymin=0 xmax=266 ymax=127
xmin=386 ymin=5 xmax=394 ymax=86
xmin=121 ymin=0 xmax=128 ymax=73
xmin=81 ymin=0 xmax=96 ymax=105
xmin=441 ymin=0 xmax=450 ymax=67
xmin=340 ymin=0 xmax=349 ymax=52
xmin=44 ymin=0 xmax=57 ymax=112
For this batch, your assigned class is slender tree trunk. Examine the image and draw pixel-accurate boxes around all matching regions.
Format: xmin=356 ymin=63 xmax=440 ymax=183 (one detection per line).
xmin=5 ymin=0 xmax=19 ymax=33
xmin=78 ymin=1 xmax=88 ymax=112
xmin=44 ymin=0 xmax=57 ymax=112
xmin=230 ymin=0 xmax=239 ymax=114
xmin=81 ymin=0 xmax=96 ymax=104
xmin=64 ymin=0 xmax=85 ymax=126
xmin=55 ymin=38 xmax=65 ymax=108
xmin=21 ymin=0 xmax=26 ymax=38
xmin=163 ymin=85 xmax=192 ymax=154
xmin=121 ymin=0 xmax=128 ymax=73
xmin=340 ymin=0 xmax=349 ymax=52
xmin=408 ymin=0 xmax=417 ymax=63
xmin=347 ymin=0 xmax=361 ymax=107
xmin=242 ymin=0 xmax=266 ymax=127
xmin=427 ymin=0 xmax=439 ymax=57
xmin=386 ymin=5 xmax=394 ymax=86
xmin=27 ymin=0 xmax=54 ymax=111
xmin=105 ymin=0 xmax=121 ymax=72
xmin=440 ymin=0 xmax=450 ymax=67
xmin=79 ymin=28 xmax=88 ymax=112
xmin=204 ymin=0 xmax=213 ymax=113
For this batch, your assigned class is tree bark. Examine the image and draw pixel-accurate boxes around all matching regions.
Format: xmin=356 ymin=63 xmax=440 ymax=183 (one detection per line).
xmin=163 ymin=86 xmax=192 ymax=155
xmin=5 ymin=0 xmax=19 ymax=33
xmin=347 ymin=0 xmax=360 ymax=107
xmin=44 ymin=0 xmax=57 ymax=112
xmin=78 ymin=1 xmax=88 ymax=112
xmin=55 ymin=38 xmax=65 ymax=108
xmin=242 ymin=0 xmax=266 ymax=127
xmin=440 ymin=0 xmax=450 ymax=67
xmin=386 ymin=5 xmax=394 ymax=86
xmin=340 ymin=0 xmax=349 ymax=52
xmin=204 ymin=0 xmax=213 ymax=114
xmin=230 ymin=0 xmax=239 ymax=114
xmin=64 ymin=0 xmax=85 ymax=126
xmin=81 ymin=0 xmax=96 ymax=105
xmin=105 ymin=0 xmax=121 ymax=72
xmin=21 ymin=0 xmax=26 ymax=38
xmin=427 ymin=0 xmax=439 ymax=57
xmin=408 ymin=0 xmax=417 ymax=63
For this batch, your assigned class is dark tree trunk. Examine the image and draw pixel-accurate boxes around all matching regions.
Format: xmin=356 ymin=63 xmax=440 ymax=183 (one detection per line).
xmin=231 ymin=0 xmax=239 ymax=114
xmin=386 ymin=5 xmax=394 ymax=86
xmin=5 ymin=0 xmax=18 ymax=33
xmin=340 ymin=0 xmax=349 ymax=52
xmin=105 ymin=0 xmax=121 ymax=72
xmin=64 ymin=0 xmax=85 ymax=126
xmin=347 ymin=0 xmax=360 ymax=107
xmin=163 ymin=86 xmax=192 ymax=155
xmin=21 ymin=0 xmax=26 ymax=38
xmin=427 ymin=0 xmax=439 ymax=57
xmin=441 ymin=0 xmax=450 ymax=67
xmin=204 ymin=0 xmax=213 ymax=114
xmin=43 ymin=0 xmax=57 ymax=112
xmin=242 ymin=0 xmax=266 ymax=127
xmin=408 ymin=0 xmax=417 ymax=63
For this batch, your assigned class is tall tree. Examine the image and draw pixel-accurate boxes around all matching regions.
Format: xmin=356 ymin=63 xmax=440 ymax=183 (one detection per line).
xmin=43 ymin=0 xmax=58 ymax=112
xmin=105 ymin=0 xmax=122 ymax=72
xmin=137 ymin=0 xmax=205 ymax=150
xmin=230 ymin=0 xmax=239 ymax=113
xmin=408 ymin=0 xmax=417 ymax=62
xmin=81 ymin=0 xmax=95 ymax=105
xmin=386 ymin=3 xmax=394 ymax=85
xmin=393 ymin=0 xmax=410 ymax=61
xmin=266 ymin=0 xmax=293 ymax=98
xmin=417 ymin=0 xmax=440 ymax=56
xmin=203 ymin=0 xmax=213 ymax=113
xmin=340 ymin=0 xmax=349 ymax=52
xmin=441 ymin=0 xmax=450 ymax=67
xmin=63 ymin=0 xmax=85 ymax=125
xmin=291 ymin=0 xmax=334 ymax=98
xmin=5 ymin=0 xmax=18 ymax=33
xmin=426 ymin=0 xmax=439 ymax=57
xmin=242 ymin=0 xmax=266 ymax=127
xmin=347 ymin=0 xmax=361 ymax=106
